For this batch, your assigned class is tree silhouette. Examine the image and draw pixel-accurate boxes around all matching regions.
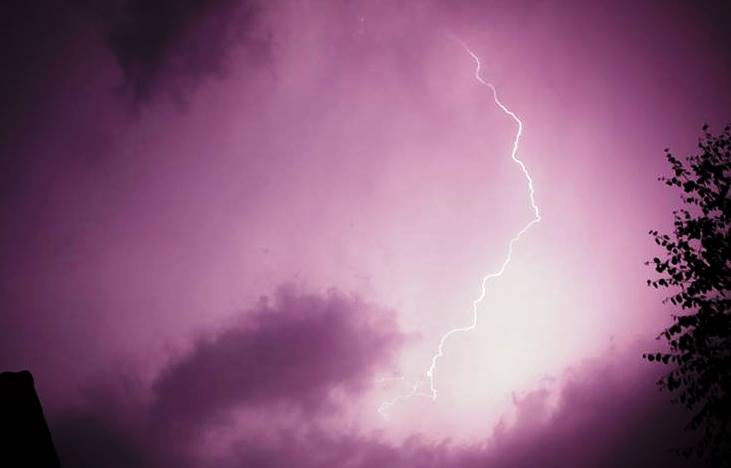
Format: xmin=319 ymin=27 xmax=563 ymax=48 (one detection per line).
xmin=644 ymin=125 xmax=731 ymax=467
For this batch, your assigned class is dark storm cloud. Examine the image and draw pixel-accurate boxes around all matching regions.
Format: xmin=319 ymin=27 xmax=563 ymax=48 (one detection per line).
xmin=212 ymin=344 xmax=701 ymax=468
xmin=4 ymin=1 xmax=729 ymax=467
xmin=151 ymin=287 xmax=403 ymax=431
xmin=95 ymin=0 xmax=268 ymax=103
xmin=50 ymin=333 xmax=702 ymax=468
xmin=479 ymin=346 xmax=699 ymax=468
xmin=0 ymin=0 xmax=268 ymax=212
xmin=0 ymin=0 xmax=268 ymax=116
xmin=50 ymin=288 xmax=404 ymax=467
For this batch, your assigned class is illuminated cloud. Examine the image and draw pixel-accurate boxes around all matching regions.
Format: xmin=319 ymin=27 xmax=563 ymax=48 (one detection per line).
xmin=1 ymin=1 xmax=729 ymax=466
xmin=50 ymin=338 xmax=694 ymax=467
xmin=53 ymin=287 xmax=403 ymax=466
xmin=151 ymin=287 xmax=403 ymax=430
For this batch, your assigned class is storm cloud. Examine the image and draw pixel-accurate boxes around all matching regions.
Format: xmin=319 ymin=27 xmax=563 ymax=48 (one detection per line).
xmin=51 ymin=287 xmax=404 ymax=467
xmin=97 ymin=0 xmax=269 ymax=103
xmin=49 ymin=336 xmax=699 ymax=467
xmin=2 ymin=1 xmax=730 ymax=467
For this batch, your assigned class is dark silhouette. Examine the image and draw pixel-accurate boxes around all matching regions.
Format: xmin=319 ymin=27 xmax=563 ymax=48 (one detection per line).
xmin=644 ymin=125 xmax=731 ymax=467
xmin=0 ymin=370 xmax=61 ymax=468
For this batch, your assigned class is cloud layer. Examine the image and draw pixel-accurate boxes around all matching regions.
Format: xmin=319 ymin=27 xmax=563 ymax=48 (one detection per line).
xmin=99 ymin=0 xmax=269 ymax=103
xmin=50 ymin=326 xmax=698 ymax=467
xmin=1 ymin=1 xmax=730 ymax=467
xmin=52 ymin=288 xmax=403 ymax=467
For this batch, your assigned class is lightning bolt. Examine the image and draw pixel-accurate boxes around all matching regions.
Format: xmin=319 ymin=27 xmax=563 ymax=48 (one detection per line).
xmin=379 ymin=38 xmax=541 ymax=415
xmin=424 ymin=39 xmax=541 ymax=400
xmin=376 ymin=376 xmax=429 ymax=419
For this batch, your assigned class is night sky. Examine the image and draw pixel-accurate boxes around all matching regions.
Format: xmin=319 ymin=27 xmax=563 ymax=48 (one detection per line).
xmin=1 ymin=1 xmax=730 ymax=467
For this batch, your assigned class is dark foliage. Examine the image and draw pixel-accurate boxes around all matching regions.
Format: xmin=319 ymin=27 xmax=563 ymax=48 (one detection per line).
xmin=644 ymin=125 xmax=731 ymax=467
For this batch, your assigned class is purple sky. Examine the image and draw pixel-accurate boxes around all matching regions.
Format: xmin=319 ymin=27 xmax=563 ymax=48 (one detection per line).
xmin=1 ymin=1 xmax=730 ymax=466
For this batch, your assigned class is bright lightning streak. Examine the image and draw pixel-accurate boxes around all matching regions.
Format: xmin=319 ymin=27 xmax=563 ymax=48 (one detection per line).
xmin=424 ymin=39 xmax=541 ymax=400
xmin=426 ymin=38 xmax=541 ymax=400
xmin=377 ymin=376 xmax=430 ymax=419
xmin=378 ymin=38 xmax=542 ymax=416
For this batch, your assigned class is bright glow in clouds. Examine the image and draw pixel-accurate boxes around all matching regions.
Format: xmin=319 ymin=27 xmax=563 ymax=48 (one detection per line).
xmin=3 ymin=2 xmax=731 ymax=464
xmin=426 ymin=38 xmax=541 ymax=397
xmin=378 ymin=37 xmax=541 ymax=417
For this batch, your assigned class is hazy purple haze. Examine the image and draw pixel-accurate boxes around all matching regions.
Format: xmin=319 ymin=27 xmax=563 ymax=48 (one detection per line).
xmin=1 ymin=1 xmax=730 ymax=466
